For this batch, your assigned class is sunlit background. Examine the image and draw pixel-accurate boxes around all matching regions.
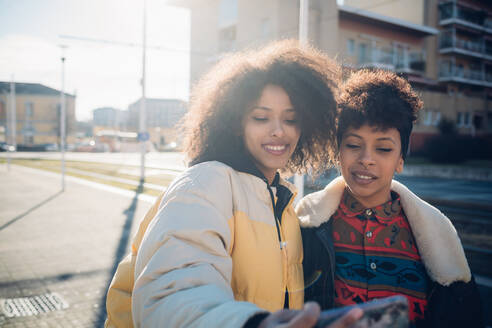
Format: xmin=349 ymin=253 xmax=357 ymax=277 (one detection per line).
xmin=0 ymin=0 xmax=190 ymax=121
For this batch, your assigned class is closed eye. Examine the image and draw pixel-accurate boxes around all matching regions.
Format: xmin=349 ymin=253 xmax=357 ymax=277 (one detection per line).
xmin=345 ymin=144 xmax=360 ymax=149
xmin=252 ymin=117 xmax=268 ymax=122
xmin=377 ymin=148 xmax=392 ymax=152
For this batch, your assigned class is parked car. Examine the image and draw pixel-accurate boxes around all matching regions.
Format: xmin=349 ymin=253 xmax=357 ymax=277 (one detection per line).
xmin=74 ymin=140 xmax=106 ymax=152
xmin=0 ymin=142 xmax=16 ymax=152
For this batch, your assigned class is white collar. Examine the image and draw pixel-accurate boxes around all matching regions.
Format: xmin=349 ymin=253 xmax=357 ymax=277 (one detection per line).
xmin=296 ymin=176 xmax=471 ymax=286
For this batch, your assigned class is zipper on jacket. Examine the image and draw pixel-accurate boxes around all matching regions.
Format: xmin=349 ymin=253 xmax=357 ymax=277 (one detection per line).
xmin=266 ymin=182 xmax=284 ymax=249
xmin=266 ymin=180 xmax=294 ymax=309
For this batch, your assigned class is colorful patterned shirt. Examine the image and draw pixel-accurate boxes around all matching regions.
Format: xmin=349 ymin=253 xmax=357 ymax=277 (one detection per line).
xmin=332 ymin=189 xmax=429 ymax=323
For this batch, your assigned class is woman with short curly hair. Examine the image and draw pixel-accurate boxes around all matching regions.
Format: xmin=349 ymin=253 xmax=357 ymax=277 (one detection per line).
xmin=105 ymin=40 xmax=362 ymax=328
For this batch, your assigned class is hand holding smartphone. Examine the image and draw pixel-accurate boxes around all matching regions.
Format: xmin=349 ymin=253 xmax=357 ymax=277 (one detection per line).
xmin=315 ymin=295 xmax=409 ymax=328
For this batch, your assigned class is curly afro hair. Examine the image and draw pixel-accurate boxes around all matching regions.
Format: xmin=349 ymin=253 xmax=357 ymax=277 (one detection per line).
xmin=337 ymin=69 xmax=423 ymax=159
xmin=182 ymin=39 xmax=341 ymax=175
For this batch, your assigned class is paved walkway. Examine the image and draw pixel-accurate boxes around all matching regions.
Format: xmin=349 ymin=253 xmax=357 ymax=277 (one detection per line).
xmin=0 ymin=165 xmax=154 ymax=327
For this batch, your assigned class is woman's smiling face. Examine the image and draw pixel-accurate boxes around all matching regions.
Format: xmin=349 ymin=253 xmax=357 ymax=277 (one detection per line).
xmin=339 ymin=124 xmax=404 ymax=208
xmin=242 ymin=84 xmax=301 ymax=183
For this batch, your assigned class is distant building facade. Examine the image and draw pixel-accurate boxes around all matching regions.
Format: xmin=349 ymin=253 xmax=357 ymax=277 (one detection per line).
xmin=128 ymin=98 xmax=187 ymax=149
xmin=93 ymin=107 xmax=128 ymax=130
xmin=170 ymin=0 xmax=492 ymax=152
xmin=0 ymin=82 xmax=76 ymax=146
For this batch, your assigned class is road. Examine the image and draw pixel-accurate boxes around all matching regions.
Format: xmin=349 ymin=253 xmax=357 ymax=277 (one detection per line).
xmin=2 ymin=152 xmax=491 ymax=204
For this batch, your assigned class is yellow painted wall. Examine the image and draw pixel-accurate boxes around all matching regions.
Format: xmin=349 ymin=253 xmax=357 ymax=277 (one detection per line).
xmin=0 ymin=93 xmax=76 ymax=145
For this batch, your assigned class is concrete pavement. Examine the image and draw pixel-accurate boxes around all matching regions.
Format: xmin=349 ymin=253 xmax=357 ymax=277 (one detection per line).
xmin=0 ymin=165 xmax=154 ymax=327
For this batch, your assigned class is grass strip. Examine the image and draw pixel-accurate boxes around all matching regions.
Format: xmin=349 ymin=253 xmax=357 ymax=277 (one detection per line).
xmin=0 ymin=158 xmax=170 ymax=197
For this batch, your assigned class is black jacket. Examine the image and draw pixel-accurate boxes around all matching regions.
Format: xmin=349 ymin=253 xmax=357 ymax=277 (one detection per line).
xmin=301 ymin=221 xmax=484 ymax=328
xmin=297 ymin=177 xmax=484 ymax=328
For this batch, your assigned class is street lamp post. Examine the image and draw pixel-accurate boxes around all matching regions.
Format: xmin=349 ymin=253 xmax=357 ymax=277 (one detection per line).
xmin=7 ymin=76 xmax=16 ymax=171
xmin=294 ymin=0 xmax=309 ymax=201
xmin=60 ymin=45 xmax=67 ymax=191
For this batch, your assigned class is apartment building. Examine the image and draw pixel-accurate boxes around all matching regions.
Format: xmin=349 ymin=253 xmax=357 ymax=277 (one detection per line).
xmin=434 ymin=0 xmax=492 ymax=134
xmin=0 ymin=82 xmax=76 ymax=146
xmin=343 ymin=0 xmax=492 ymax=147
xmin=169 ymin=0 xmax=492 ymax=152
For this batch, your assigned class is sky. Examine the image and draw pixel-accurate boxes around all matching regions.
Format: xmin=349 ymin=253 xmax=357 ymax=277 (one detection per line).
xmin=0 ymin=0 xmax=190 ymax=121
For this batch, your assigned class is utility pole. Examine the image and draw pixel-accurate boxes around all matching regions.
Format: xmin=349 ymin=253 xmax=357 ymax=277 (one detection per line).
xmin=139 ymin=0 xmax=147 ymax=182
xmin=7 ymin=76 xmax=16 ymax=171
xmin=60 ymin=45 xmax=67 ymax=191
xmin=294 ymin=0 xmax=309 ymax=201
xmin=299 ymin=0 xmax=309 ymax=45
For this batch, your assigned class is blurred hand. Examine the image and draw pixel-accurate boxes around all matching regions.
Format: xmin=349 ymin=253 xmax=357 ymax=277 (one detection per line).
xmin=258 ymin=302 xmax=363 ymax=328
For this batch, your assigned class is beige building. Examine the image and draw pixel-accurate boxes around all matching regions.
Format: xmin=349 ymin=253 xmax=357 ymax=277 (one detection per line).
xmin=432 ymin=0 xmax=492 ymax=135
xmin=170 ymin=0 xmax=492 ymax=152
xmin=0 ymin=82 xmax=76 ymax=147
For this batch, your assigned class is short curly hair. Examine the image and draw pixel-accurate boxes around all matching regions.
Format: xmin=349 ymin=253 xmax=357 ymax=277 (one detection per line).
xmin=337 ymin=69 xmax=423 ymax=159
xmin=182 ymin=39 xmax=340 ymax=174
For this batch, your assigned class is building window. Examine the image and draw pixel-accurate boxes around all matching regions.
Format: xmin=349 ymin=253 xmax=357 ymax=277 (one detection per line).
xmin=457 ymin=111 xmax=471 ymax=127
xmin=25 ymin=102 xmax=33 ymax=118
xmin=464 ymin=112 xmax=471 ymax=126
xmin=433 ymin=111 xmax=441 ymax=126
xmin=456 ymin=64 xmax=464 ymax=78
xmin=358 ymin=43 xmax=368 ymax=64
xmin=424 ymin=111 xmax=433 ymax=126
xmin=347 ymin=39 xmax=355 ymax=56
xmin=457 ymin=112 xmax=464 ymax=126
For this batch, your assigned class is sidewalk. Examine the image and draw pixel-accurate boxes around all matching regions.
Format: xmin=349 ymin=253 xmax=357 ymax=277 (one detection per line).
xmin=0 ymin=165 xmax=155 ymax=327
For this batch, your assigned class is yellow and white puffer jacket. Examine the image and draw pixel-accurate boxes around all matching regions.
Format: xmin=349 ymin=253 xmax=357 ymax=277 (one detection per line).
xmin=105 ymin=160 xmax=304 ymax=328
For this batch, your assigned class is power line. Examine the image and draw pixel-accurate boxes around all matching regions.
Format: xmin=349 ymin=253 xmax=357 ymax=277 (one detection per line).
xmin=58 ymin=34 xmax=212 ymax=57
xmin=60 ymin=0 xmax=404 ymax=60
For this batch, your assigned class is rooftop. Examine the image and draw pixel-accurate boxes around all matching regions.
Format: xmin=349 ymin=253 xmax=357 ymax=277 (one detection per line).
xmin=0 ymin=82 xmax=75 ymax=97
xmin=338 ymin=5 xmax=439 ymax=36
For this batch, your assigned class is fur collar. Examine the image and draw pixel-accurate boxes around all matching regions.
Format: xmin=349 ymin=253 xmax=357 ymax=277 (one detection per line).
xmin=296 ymin=176 xmax=471 ymax=286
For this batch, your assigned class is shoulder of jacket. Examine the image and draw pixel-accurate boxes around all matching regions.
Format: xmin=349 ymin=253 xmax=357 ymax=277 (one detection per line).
xmin=180 ymin=161 xmax=238 ymax=185
xmin=296 ymin=176 xmax=346 ymax=228
xmin=391 ymin=179 xmax=471 ymax=285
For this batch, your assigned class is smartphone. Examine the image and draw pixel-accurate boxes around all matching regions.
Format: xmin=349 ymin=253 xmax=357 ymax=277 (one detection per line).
xmin=315 ymin=295 xmax=409 ymax=328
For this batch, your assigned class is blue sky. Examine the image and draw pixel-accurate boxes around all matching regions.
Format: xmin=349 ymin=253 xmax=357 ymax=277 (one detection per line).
xmin=0 ymin=0 xmax=190 ymax=121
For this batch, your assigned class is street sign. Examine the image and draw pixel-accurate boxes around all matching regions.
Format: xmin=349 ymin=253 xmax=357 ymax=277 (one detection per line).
xmin=137 ymin=132 xmax=150 ymax=142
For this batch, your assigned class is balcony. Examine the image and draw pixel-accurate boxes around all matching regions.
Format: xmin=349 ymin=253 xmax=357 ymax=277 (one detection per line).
xmin=439 ymin=63 xmax=492 ymax=87
xmin=357 ymin=46 xmax=425 ymax=74
xmin=439 ymin=1 xmax=489 ymax=32
xmin=439 ymin=31 xmax=492 ymax=60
